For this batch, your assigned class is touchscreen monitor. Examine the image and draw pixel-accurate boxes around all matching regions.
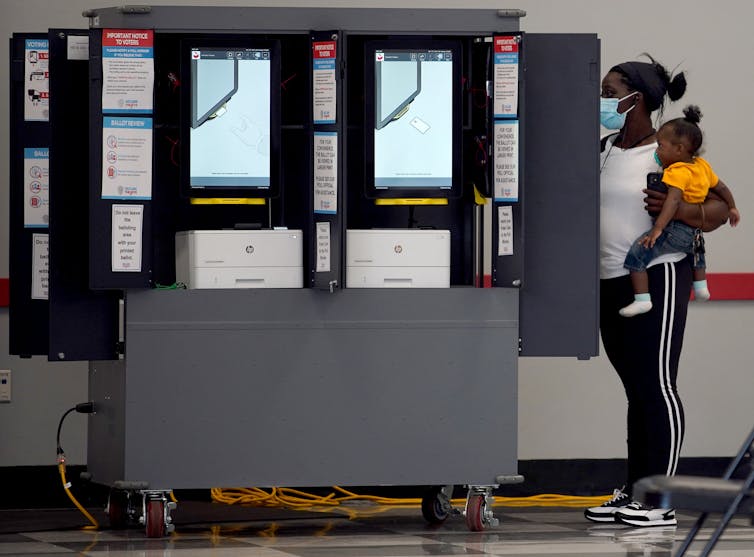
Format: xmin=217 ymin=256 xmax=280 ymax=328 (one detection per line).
xmin=365 ymin=40 xmax=462 ymax=199
xmin=181 ymin=38 xmax=281 ymax=198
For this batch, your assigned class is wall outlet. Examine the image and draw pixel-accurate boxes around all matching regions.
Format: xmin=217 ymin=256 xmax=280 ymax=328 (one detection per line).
xmin=0 ymin=370 xmax=11 ymax=402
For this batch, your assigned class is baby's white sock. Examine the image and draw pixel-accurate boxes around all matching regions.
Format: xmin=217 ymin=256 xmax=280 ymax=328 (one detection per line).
xmin=619 ymin=293 xmax=652 ymax=317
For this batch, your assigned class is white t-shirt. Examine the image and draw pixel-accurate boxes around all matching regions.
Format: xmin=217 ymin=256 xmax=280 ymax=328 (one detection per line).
xmin=600 ymin=137 xmax=685 ymax=279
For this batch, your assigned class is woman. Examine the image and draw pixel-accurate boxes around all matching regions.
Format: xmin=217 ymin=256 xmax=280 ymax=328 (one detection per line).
xmin=584 ymin=55 xmax=729 ymax=527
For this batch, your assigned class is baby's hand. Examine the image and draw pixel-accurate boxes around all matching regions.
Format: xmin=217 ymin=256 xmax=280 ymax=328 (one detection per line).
xmin=640 ymin=227 xmax=663 ymax=248
xmin=729 ymin=207 xmax=741 ymax=227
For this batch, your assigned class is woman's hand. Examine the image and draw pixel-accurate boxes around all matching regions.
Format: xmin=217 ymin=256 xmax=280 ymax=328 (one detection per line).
xmin=643 ymin=188 xmax=730 ymax=232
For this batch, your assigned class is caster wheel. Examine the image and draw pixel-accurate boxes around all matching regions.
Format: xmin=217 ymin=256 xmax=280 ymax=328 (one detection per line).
xmin=145 ymin=498 xmax=166 ymax=538
xmin=107 ymin=489 xmax=129 ymax=529
xmin=465 ymin=494 xmax=485 ymax=532
xmin=421 ymin=486 xmax=450 ymax=524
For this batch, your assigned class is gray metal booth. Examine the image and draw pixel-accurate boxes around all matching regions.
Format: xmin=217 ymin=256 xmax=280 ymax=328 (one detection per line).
xmin=8 ymin=5 xmax=599 ymax=534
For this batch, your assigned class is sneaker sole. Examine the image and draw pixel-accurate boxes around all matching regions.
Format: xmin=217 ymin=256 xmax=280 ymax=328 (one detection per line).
xmin=584 ymin=512 xmax=621 ymax=523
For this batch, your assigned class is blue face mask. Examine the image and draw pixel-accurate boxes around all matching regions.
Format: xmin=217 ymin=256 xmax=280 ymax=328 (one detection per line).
xmin=600 ymin=93 xmax=636 ymax=129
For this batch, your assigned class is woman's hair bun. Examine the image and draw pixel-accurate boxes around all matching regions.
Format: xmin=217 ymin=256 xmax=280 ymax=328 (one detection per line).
xmin=667 ymin=72 xmax=687 ymax=101
xmin=682 ymin=104 xmax=702 ymax=124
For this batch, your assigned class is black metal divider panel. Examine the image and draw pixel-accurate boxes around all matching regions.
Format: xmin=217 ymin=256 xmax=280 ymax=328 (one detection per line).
xmin=8 ymin=33 xmax=50 ymax=357
xmin=518 ymin=34 xmax=600 ymax=359
xmin=48 ymin=29 xmax=120 ymax=361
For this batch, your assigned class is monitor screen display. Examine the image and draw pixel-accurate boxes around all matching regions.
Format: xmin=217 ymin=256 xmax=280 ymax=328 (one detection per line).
xmin=365 ymin=41 xmax=461 ymax=198
xmin=181 ymin=39 xmax=280 ymax=197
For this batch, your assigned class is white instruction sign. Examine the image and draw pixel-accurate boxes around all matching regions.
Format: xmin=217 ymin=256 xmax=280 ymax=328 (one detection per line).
xmin=67 ymin=35 xmax=89 ymax=60
xmin=101 ymin=29 xmax=154 ymax=113
xmin=493 ymin=35 xmax=519 ymax=118
xmin=101 ymin=116 xmax=153 ymax=199
xmin=497 ymin=205 xmax=513 ymax=256
xmin=31 ymin=233 xmax=49 ymax=300
xmin=23 ymin=148 xmax=49 ymax=228
xmin=494 ymin=120 xmax=519 ymax=202
xmin=316 ymin=222 xmax=331 ymax=273
xmin=314 ymin=131 xmax=338 ymax=214
xmin=312 ymin=41 xmax=337 ymax=124
xmin=111 ymin=204 xmax=144 ymax=272
xmin=24 ymin=38 xmax=49 ymax=121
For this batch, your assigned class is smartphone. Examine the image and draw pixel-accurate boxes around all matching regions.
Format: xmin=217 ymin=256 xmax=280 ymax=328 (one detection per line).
xmin=646 ymin=172 xmax=667 ymax=193
xmin=646 ymin=172 xmax=667 ymax=217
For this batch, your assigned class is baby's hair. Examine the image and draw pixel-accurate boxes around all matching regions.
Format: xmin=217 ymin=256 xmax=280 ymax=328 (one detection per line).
xmin=663 ymin=105 xmax=704 ymax=155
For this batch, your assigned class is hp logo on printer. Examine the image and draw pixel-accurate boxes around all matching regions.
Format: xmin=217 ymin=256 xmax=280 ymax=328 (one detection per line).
xmin=245 ymin=245 xmax=254 ymax=254
xmin=394 ymin=244 xmax=403 ymax=254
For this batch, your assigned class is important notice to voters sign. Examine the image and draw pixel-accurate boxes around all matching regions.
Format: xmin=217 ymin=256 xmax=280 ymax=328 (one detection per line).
xmin=313 ymin=41 xmax=337 ymax=124
xmin=101 ymin=29 xmax=154 ymax=113
xmin=493 ymin=35 xmax=519 ymax=119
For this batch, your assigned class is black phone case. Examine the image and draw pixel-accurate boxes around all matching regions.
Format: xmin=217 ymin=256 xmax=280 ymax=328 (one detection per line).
xmin=647 ymin=172 xmax=667 ymax=193
xmin=646 ymin=172 xmax=666 ymax=218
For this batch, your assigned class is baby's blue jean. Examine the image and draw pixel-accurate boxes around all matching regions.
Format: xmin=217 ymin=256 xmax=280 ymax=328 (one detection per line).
xmin=624 ymin=221 xmax=706 ymax=272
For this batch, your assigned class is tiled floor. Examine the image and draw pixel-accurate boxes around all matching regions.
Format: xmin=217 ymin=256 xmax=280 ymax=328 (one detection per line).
xmin=2 ymin=505 xmax=754 ymax=556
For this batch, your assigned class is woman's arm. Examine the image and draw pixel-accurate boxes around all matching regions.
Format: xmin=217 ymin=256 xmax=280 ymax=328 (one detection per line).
xmin=643 ymin=187 xmax=729 ymax=232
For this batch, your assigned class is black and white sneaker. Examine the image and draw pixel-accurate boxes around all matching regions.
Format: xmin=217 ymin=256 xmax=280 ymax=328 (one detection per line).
xmin=584 ymin=488 xmax=631 ymax=523
xmin=615 ymin=501 xmax=677 ymax=527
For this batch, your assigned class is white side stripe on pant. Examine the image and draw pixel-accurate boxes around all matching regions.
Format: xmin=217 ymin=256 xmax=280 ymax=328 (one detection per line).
xmin=659 ymin=262 xmax=683 ymax=476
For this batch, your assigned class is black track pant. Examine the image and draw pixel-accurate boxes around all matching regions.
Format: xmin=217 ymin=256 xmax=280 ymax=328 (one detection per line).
xmin=600 ymin=258 xmax=692 ymax=498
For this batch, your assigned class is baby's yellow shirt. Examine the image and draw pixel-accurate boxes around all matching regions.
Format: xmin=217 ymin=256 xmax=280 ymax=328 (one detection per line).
xmin=662 ymin=156 xmax=718 ymax=204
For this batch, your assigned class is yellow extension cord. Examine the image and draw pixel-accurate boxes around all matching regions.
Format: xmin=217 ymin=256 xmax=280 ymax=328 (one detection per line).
xmin=57 ymin=460 xmax=99 ymax=530
xmin=210 ymin=486 xmax=612 ymax=511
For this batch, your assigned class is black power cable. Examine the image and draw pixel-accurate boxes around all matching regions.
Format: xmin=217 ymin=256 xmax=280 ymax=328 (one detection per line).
xmin=56 ymin=402 xmax=95 ymax=457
